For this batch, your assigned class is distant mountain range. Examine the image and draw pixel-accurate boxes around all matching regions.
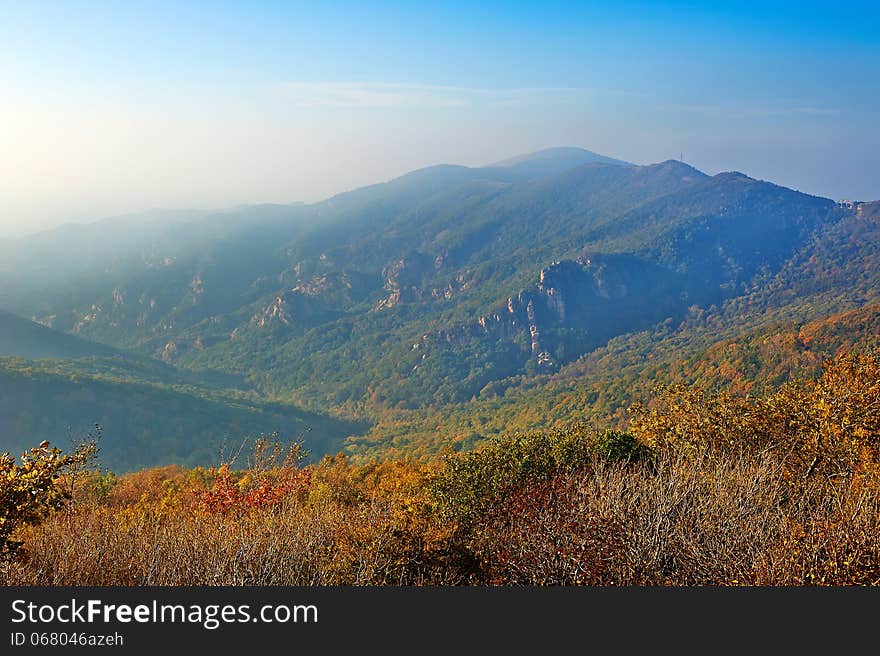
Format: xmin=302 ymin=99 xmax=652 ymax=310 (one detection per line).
xmin=1 ymin=147 xmax=877 ymax=469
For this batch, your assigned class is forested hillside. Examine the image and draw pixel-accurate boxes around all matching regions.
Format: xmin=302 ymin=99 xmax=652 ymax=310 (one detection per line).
xmin=0 ymin=149 xmax=877 ymax=468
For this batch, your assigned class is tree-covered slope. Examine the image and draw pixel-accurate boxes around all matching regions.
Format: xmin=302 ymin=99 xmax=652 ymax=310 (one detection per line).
xmin=0 ymin=356 xmax=364 ymax=471
xmin=0 ymin=149 xmax=875 ymax=465
xmin=0 ymin=309 xmax=120 ymax=359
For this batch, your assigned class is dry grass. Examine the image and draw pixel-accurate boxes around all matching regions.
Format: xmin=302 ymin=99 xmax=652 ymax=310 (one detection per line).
xmin=4 ymin=497 xmax=466 ymax=586
xmin=477 ymin=451 xmax=880 ymax=585
xmin=2 ymin=447 xmax=877 ymax=586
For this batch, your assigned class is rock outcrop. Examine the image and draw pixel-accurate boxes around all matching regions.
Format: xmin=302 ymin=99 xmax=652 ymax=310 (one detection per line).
xmin=419 ymin=251 xmax=689 ymax=371
xmin=375 ymin=253 xmax=435 ymax=310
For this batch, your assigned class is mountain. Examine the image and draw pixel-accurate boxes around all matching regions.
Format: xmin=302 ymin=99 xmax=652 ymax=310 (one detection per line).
xmin=0 ymin=302 xmax=362 ymax=470
xmin=0 ymin=309 xmax=120 ymax=359
xmin=0 ymin=149 xmax=876 ymax=467
xmin=0 ymin=355 xmax=365 ymax=471
xmin=490 ymin=146 xmax=631 ymax=176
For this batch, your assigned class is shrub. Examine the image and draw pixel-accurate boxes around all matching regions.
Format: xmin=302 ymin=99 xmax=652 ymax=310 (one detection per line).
xmin=0 ymin=439 xmax=96 ymax=559
xmin=428 ymin=424 xmax=644 ymax=530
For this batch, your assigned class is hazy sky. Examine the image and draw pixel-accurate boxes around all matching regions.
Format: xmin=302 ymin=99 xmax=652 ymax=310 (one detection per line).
xmin=2 ymin=1 xmax=878 ymax=237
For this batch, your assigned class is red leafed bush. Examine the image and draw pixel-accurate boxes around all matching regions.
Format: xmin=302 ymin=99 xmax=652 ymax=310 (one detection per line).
xmin=200 ymin=464 xmax=311 ymax=514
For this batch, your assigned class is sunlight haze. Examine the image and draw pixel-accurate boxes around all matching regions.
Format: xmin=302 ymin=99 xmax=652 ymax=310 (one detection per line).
xmin=1 ymin=1 xmax=878 ymax=236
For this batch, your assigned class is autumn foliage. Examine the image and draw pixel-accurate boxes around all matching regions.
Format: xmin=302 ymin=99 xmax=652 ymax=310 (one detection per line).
xmin=199 ymin=438 xmax=312 ymax=514
xmin=630 ymin=352 xmax=880 ymax=483
xmin=2 ymin=352 xmax=879 ymax=586
xmin=0 ymin=438 xmax=96 ymax=559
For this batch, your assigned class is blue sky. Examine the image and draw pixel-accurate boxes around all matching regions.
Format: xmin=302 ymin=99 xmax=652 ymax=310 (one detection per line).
xmin=1 ymin=1 xmax=878 ymax=235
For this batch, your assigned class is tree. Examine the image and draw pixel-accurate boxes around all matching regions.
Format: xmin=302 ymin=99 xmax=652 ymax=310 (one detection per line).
xmin=0 ymin=439 xmax=97 ymax=559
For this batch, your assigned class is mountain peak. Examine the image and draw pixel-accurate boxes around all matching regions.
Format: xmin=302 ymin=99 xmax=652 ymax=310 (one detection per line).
xmin=490 ymin=146 xmax=630 ymax=170
xmin=713 ymin=170 xmax=752 ymax=180
xmin=641 ymin=159 xmax=708 ymax=183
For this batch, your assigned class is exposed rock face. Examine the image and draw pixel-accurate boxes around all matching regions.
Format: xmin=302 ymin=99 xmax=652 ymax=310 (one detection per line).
xmin=247 ymin=270 xmax=372 ymax=337
xmin=161 ymin=341 xmax=178 ymax=361
xmin=34 ymin=314 xmax=57 ymax=329
xmin=254 ymin=290 xmax=303 ymax=328
xmin=376 ymin=253 xmax=434 ymax=310
xmin=420 ymin=251 xmax=691 ymax=371
xmin=250 ymin=287 xmax=337 ymax=335
xmin=430 ymin=273 xmax=468 ymax=301
xmin=294 ymin=272 xmax=352 ymax=297
xmin=536 ymin=255 xmax=641 ymax=322
xmin=73 ymin=304 xmax=102 ymax=335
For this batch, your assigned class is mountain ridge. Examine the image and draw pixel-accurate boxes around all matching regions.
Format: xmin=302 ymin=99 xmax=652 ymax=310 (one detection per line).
xmin=0 ymin=147 xmax=876 ymax=467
